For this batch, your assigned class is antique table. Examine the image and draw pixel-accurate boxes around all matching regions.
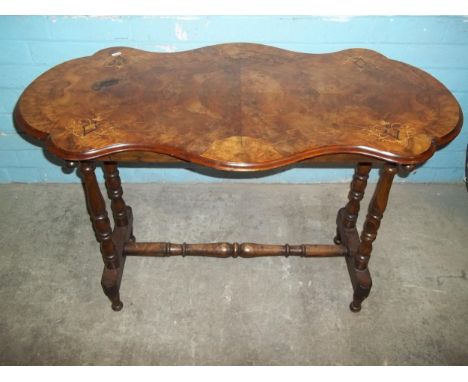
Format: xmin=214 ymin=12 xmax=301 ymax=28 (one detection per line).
xmin=14 ymin=43 xmax=462 ymax=312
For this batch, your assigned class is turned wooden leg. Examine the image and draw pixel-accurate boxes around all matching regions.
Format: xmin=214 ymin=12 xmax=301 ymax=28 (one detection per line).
xmin=350 ymin=163 xmax=397 ymax=312
xmin=103 ymin=161 xmax=135 ymax=242
xmin=334 ymin=163 xmax=372 ymax=244
xmin=343 ymin=163 xmax=372 ymax=229
xmin=80 ymin=161 xmax=123 ymax=311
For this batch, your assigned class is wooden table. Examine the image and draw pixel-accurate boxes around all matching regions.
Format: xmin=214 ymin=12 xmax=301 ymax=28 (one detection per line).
xmin=14 ymin=43 xmax=463 ymax=312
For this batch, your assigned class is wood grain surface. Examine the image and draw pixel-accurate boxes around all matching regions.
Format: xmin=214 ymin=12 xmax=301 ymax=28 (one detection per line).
xmin=14 ymin=43 xmax=463 ymax=171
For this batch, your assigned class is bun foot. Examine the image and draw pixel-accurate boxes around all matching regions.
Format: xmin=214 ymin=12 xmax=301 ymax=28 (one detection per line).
xmin=111 ymin=301 xmax=123 ymax=311
xmin=349 ymin=301 xmax=361 ymax=312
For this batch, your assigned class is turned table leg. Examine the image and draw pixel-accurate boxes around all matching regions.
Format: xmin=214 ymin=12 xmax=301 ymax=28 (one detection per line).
xmin=349 ymin=163 xmax=398 ymax=312
xmin=80 ymin=161 xmax=124 ymax=311
xmin=334 ymin=163 xmax=372 ymax=244
xmin=103 ymin=161 xmax=135 ymax=242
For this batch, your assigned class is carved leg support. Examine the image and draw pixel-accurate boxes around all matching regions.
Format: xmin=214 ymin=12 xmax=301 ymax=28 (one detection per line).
xmin=80 ymin=161 xmax=124 ymax=311
xmin=349 ymin=163 xmax=397 ymax=312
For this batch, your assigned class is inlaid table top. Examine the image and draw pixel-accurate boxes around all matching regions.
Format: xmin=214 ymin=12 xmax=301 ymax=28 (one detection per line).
xmin=14 ymin=43 xmax=462 ymax=171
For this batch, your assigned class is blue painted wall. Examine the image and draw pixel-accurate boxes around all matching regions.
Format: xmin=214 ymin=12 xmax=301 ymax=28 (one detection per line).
xmin=0 ymin=16 xmax=466 ymax=183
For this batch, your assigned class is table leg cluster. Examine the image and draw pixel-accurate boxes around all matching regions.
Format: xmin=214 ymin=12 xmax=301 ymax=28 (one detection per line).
xmin=336 ymin=163 xmax=397 ymax=311
xmin=80 ymin=161 xmax=133 ymax=311
xmin=77 ymin=160 xmax=397 ymax=312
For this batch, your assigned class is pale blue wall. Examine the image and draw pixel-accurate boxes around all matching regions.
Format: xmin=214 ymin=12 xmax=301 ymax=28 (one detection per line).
xmin=0 ymin=16 xmax=466 ymax=183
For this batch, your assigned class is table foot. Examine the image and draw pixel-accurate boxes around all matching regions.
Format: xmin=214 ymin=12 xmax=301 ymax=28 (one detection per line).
xmin=345 ymin=248 xmax=372 ymax=312
xmin=102 ymin=284 xmax=124 ymax=312
xmin=350 ymin=281 xmax=371 ymax=312
xmin=112 ymin=300 xmax=124 ymax=312
xmin=101 ymin=265 xmax=125 ymax=312
xmin=349 ymin=301 xmax=361 ymax=312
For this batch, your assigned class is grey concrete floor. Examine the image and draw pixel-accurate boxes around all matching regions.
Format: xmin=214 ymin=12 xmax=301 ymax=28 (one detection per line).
xmin=0 ymin=182 xmax=467 ymax=365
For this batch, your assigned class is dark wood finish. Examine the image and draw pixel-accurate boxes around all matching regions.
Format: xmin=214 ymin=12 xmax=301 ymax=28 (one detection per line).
xmin=80 ymin=162 xmax=120 ymax=270
xmin=334 ymin=164 xmax=397 ymax=312
xmin=14 ymin=44 xmax=462 ymax=171
xmin=13 ymin=44 xmax=463 ymax=312
xmin=346 ymin=254 xmax=372 ymax=313
xmin=343 ymin=163 xmax=372 ymax=229
xmin=350 ymin=163 xmax=397 ymax=312
xmin=124 ymin=242 xmax=347 ymax=258
xmin=103 ymin=162 xmax=129 ymax=227
xmin=356 ymin=164 xmax=398 ymax=271
xmin=99 ymin=151 xmax=386 ymax=165
xmin=79 ymin=162 xmax=132 ymax=311
xmin=101 ymin=206 xmax=133 ymax=312
xmin=334 ymin=162 xmax=372 ymax=245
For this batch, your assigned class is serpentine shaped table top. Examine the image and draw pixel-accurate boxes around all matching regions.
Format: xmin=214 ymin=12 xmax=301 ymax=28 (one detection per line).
xmin=14 ymin=43 xmax=462 ymax=171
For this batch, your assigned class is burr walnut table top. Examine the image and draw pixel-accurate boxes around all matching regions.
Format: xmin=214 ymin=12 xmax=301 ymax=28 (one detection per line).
xmin=14 ymin=43 xmax=462 ymax=171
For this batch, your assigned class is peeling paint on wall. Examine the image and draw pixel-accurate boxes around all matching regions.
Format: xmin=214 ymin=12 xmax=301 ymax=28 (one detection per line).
xmin=159 ymin=16 xmax=200 ymax=20
xmin=155 ymin=44 xmax=177 ymax=52
xmin=49 ymin=15 xmax=124 ymax=22
xmin=175 ymin=22 xmax=188 ymax=41
xmin=175 ymin=16 xmax=200 ymax=21
xmin=322 ymin=16 xmax=353 ymax=23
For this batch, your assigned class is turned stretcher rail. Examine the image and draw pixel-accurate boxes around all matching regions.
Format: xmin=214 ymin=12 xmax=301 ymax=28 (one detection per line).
xmin=124 ymin=242 xmax=348 ymax=258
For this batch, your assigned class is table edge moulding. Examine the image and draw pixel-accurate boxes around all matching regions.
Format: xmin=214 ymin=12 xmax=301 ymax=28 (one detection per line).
xmin=13 ymin=43 xmax=463 ymax=312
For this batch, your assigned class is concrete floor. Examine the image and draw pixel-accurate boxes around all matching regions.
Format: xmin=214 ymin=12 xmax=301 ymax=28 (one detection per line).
xmin=0 ymin=182 xmax=467 ymax=365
